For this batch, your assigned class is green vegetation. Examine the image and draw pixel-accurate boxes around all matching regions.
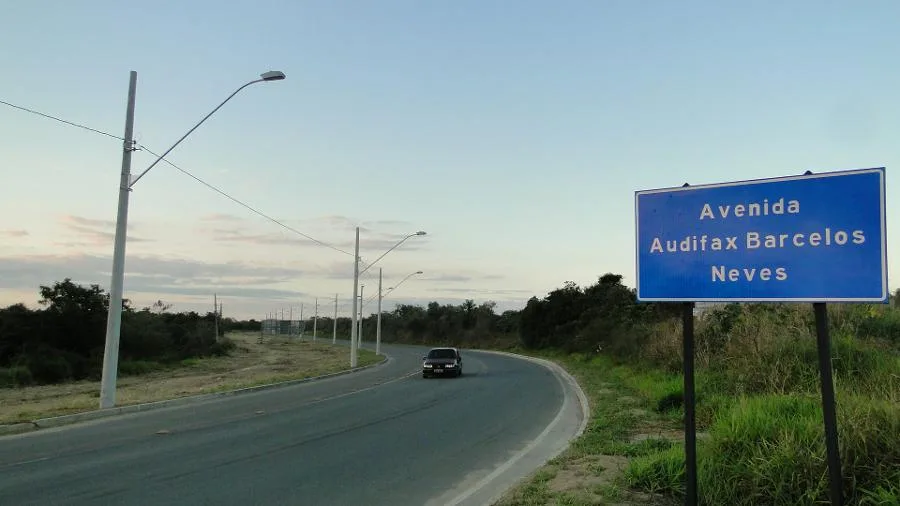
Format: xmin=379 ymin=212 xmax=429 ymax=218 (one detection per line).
xmin=0 ymin=334 xmax=382 ymax=425
xmin=378 ymin=274 xmax=899 ymax=505
xmin=0 ymin=279 xmax=240 ymax=386
xmin=2 ymin=273 xmax=897 ymax=504
xmin=371 ymin=298 xmax=521 ymax=350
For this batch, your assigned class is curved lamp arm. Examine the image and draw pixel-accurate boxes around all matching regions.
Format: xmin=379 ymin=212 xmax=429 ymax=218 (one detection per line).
xmin=359 ymin=231 xmax=426 ymax=276
xmin=129 ymin=71 xmax=285 ymax=188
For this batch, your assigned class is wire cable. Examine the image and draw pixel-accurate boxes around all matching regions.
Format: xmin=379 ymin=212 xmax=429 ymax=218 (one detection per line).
xmin=0 ymin=97 xmax=354 ymax=258
xmin=137 ymin=143 xmax=354 ymax=257
xmin=0 ymin=99 xmax=124 ymax=141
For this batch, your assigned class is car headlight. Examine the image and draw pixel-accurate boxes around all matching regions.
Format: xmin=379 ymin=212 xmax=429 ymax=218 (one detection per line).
xmin=445 ymin=363 xmax=456 ymax=367
xmin=424 ymin=364 xmax=433 ymax=368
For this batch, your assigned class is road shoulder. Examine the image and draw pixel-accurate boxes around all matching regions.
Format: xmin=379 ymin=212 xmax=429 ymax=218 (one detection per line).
xmin=0 ymin=345 xmax=388 ymax=437
xmin=425 ymin=349 xmax=590 ymax=506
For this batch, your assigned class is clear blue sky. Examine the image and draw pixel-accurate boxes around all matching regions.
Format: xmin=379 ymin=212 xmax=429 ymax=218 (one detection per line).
xmin=2 ymin=1 xmax=899 ymax=318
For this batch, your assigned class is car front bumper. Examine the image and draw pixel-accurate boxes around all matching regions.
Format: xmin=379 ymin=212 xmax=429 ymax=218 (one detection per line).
xmin=423 ymin=366 xmax=459 ymax=376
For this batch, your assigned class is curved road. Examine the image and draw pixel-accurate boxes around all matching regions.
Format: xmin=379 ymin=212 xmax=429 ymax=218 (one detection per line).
xmin=0 ymin=342 xmax=584 ymax=506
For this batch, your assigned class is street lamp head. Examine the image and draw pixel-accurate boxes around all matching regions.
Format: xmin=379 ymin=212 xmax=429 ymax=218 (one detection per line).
xmin=260 ymin=70 xmax=286 ymax=81
xmin=415 ymin=271 xmax=423 ymax=274
xmin=415 ymin=231 xmax=427 ymax=236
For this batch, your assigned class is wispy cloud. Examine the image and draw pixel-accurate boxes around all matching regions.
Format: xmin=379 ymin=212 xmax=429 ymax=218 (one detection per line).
xmin=0 ymin=253 xmax=308 ymax=302
xmin=417 ymin=271 xmax=506 ymax=283
xmin=210 ymin=228 xmax=325 ymax=247
xmin=59 ymin=214 xmax=151 ymax=245
xmin=0 ymin=229 xmax=29 ymax=237
xmin=422 ymin=274 xmax=472 ymax=283
xmin=207 ymin=225 xmax=429 ymax=253
xmin=63 ymin=216 xmax=116 ymax=228
xmin=283 ymin=215 xmax=416 ymax=234
xmin=199 ymin=213 xmax=244 ymax=222
xmin=430 ymin=287 xmax=533 ymax=295
xmin=363 ymin=219 xmax=415 ymax=228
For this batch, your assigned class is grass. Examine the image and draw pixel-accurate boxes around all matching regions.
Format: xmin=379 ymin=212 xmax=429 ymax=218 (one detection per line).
xmin=493 ymin=304 xmax=900 ymax=505
xmin=494 ymin=351 xmax=680 ymax=506
xmin=0 ymin=332 xmax=381 ymax=425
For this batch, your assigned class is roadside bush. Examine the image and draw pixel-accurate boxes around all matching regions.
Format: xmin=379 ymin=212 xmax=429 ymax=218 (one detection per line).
xmin=831 ymin=304 xmax=900 ymax=348
xmin=121 ymin=310 xmax=174 ymax=360
xmin=0 ymin=280 xmax=250 ymax=386
xmin=695 ymin=394 xmax=900 ymax=505
xmin=209 ymin=337 xmax=237 ymax=356
xmin=0 ymin=366 xmax=33 ymax=387
xmin=21 ymin=349 xmax=78 ymax=384
xmin=624 ymin=445 xmax=685 ymax=496
xmin=118 ymin=360 xmax=166 ymax=376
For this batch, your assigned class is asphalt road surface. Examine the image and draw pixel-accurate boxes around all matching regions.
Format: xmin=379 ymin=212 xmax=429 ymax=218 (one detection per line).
xmin=0 ymin=341 xmax=585 ymax=506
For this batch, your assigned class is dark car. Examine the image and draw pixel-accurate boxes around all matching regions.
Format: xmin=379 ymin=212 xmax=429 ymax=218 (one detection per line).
xmin=422 ymin=347 xmax=463 ymax=378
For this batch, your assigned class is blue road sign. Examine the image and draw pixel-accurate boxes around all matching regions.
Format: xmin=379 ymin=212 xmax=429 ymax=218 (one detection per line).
xmin=635 ymin=167 xmax=887 ymax=302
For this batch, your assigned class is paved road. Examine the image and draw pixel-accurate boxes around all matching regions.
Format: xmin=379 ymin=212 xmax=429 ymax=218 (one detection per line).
xmin=0 ymin=341 xmax=584 ymax=506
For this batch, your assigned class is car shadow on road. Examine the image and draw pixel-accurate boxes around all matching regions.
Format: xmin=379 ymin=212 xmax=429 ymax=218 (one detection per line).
xmin=423 ymin=371 xmax=486 ymax=379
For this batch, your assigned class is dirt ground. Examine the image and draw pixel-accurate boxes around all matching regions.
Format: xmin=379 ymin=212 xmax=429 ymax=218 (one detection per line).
xmin=0 ymin=332 xmax=380 ymax=425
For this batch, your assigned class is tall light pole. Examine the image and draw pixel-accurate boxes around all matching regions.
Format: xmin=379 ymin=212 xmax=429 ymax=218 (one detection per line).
xmin=376 ymin=268 xmax=382 ymax=356
xmin=377 ymin=270 xmax=422 ymax=356
xmin=99 ymin=70 xmax=285 ymax=409
xmin=349 ymin=229 xmax=426 ymax=367
xmin=313 ymin=297 xmax=318 ymax=341
xmin=359 ymin=285 xmax=365 ymax=352
xmin=332 ymin=293 xmax=338 ymax=344
xmin=99 ymin=72 xmax=137 ymax=411
xmin=350 ymin=227 xmax=360 ymax=367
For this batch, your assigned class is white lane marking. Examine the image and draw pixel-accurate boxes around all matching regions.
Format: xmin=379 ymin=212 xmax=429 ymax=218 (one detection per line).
xmin=2 ymin=456 xmax=50 ymax=468
xmin=301 ymin=369 xmax=421 ymax=406
xmin=440 ymin=350 xmax=590 ymax=506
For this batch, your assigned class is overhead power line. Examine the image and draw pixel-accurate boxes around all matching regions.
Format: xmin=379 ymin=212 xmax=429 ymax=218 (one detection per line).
xmin=0 ymin=99 xmax=124 ymax=141
xmin=1 ymin=98 xmax=352 ymax=257
xmin=136 ymin=143 xmax=353 ymax=257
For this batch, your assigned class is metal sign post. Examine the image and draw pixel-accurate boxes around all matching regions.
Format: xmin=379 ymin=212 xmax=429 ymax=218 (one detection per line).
xmin=635 ymin=167 xmax=887 ymax=506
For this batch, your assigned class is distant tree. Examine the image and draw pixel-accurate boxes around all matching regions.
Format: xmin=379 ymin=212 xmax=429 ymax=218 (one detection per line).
xmin=149 ymin=300 xmax=173 ymax=314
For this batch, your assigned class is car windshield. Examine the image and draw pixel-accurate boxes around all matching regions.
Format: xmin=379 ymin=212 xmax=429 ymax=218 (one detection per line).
xmin=427 ymin=349 xmax=456 ymax=359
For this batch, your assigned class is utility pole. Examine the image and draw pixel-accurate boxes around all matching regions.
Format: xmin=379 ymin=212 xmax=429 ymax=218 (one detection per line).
xmin=99 ymin=70 xmax=137 ymax=410
xmin=289 ymin=306 xmax=293 ymax=336
xmin=214 ymin=293 xmax=219 ymax=343
xmin=350 ymin=227 xmax=360 ymax=367
xmin=376 ymin=268 xmax=383 ymax=356
xmin=299 ymin=303 xmax=304 ymax=339
xmin=332 ymin=293 xmax=338 ymax=344
xmin=359 ymin=285 xmax=365 ymax=352
xmin=313 ymin=297 xmax=318 ymax=341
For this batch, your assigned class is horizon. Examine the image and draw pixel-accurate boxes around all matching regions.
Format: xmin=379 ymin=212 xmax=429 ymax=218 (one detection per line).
xmin=3 ymin=1 xmax=900 ymax=320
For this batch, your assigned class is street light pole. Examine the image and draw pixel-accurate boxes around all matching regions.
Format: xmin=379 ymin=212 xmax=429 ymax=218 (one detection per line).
xmin=349 ymin=228 xmax=426 ymax=367
xmin=350 ymin=227 xmax=360 ymax=367
xmin=359 ymin=285 xmax=365 ymax=352
xmin=313 ymin=297 xmax=318 ymax=341
xmin=376 ymin=270 xmax=422 ymax=356
xmin=332 ymin=293 xmax=338 ymax=344
xmin=376 ymin=268 xmax=383 ymax=356
xmin=99 ymin=71 xmax=137 ymax=410
xmin=359 ymin=231 xmax=427 ymax=277
xmin=98 ymin=70 xmax=285 ymax=409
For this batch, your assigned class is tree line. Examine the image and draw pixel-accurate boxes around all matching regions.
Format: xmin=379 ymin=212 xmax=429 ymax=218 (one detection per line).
xmin=0 ymin=279 xmax=233 ymax=386
xmin=0 ymin=273 xmax=688 ymax=387
xmin=5 ymin=274 xmax=897 ymax=388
